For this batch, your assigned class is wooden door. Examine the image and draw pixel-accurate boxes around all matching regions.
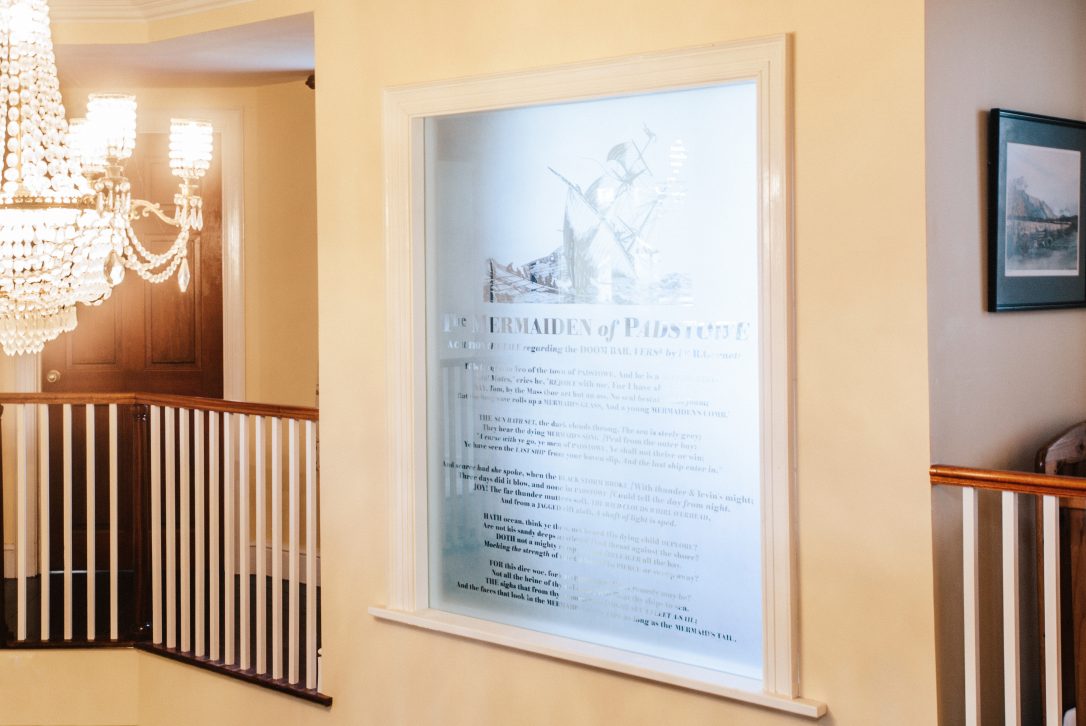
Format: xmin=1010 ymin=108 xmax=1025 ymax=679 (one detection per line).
xmin=34 ymin=132 xmax=223 ymax=640
xmin=41 ymin=132 xmax=223 ymax=397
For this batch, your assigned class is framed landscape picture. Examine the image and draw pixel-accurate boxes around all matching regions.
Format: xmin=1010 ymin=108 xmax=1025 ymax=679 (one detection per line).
xmin=989 ymin=109 xmax=1086 ymax=311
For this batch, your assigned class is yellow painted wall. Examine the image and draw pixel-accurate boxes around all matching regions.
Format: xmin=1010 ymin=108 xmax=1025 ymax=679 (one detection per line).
xmin=312 ymin=1 xmax=934 ymax=725
xmin=136 ymin=651 xmax=322 ymax=725
xmin=246 ymin=80 xmax=319 ymax=408
xmin=37 ymin=1 xmax=936 ymax=725
xmin=0 ymin=649 xmax=139 ymax=725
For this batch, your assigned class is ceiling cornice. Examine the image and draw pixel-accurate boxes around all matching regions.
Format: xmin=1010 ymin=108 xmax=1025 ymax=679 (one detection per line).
xmin=49 ymin=0 xmax=252 ymax=22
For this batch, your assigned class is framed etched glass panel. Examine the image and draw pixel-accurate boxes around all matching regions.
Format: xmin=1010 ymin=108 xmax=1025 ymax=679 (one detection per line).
xmin=375 ymin=38 xmax=817 ymax=716
xmin=425 ymin=84 xmax=762 ymax=678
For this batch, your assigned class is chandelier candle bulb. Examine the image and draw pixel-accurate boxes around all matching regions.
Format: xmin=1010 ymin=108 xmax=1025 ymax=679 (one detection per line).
xmin=68 ymin=118 xmax=105 ymax=176
xmin=169 ymin=119 xmax=213 ymax=180
xmin=85 ymin=94 xmax=136 ymax=161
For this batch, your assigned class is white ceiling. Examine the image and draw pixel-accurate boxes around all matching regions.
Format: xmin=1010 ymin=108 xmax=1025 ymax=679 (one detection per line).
xmin=54 ymin=13 xmax=315 ymax=88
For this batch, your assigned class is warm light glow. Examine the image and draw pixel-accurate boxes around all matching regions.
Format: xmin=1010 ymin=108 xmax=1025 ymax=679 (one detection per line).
xmin=68 ymin=118 xmax=106 ymax=176
xmin=4 ymin=1 xmax=39 ymax=44
xmin=86 ymin=94 xmax=137 ymax=161
xmin=169 ymin=119 xmax=213 ymax=180
xmin=0 ymin=0 xmax=214 ymax=355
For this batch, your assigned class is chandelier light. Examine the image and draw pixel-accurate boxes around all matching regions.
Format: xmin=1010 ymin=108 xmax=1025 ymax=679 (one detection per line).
xmin=0 ymin=0 xmax=213 ymax=355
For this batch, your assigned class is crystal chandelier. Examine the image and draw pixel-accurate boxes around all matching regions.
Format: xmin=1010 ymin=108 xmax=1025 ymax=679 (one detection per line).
xmin=0 ymin=0 xmax=213 ymax=355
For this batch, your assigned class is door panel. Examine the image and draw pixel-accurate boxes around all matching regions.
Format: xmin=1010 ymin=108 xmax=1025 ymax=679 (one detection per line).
xmin=146 ymin=245 xmax=200 ymax=366
xmin=70 ymin=302 xmax=122 ymax=367
xmin=41 ymin=132 xmax=223 ymax=397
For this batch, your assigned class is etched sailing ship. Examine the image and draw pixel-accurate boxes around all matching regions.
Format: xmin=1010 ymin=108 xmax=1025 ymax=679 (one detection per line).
xmin=486 ymin=127 xmax=693 ymax=305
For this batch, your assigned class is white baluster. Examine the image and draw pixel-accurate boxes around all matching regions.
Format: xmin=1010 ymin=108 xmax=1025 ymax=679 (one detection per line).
xmin=209 ymin=411 xmax=220 ymax=661
xmin=271 ymin=417 xmax=283 ymax=680
xmin=63 ymin=403 xmax=73 ymax=641
xmin=224 ymin=412 xmax=235 ymax=666
xmin=1043 ymin=495 xmax=1062 ymax=726
xmin=38 ymin=404 xmax=49 ymax=641
xmin=151 ymin=406 xmax=162 ymax=645
xmin=963 ymin=487 xmax=979 ymax=726
xmin=195 ymin=410 xmax=205 ymax=658
xmin=15 ymin=404 xmax=27 ymax=641
xmin=305 ymin=420 xmax=317 ymax=690
xmin=165 ymin=408 xmax=176 ymax=649
xmin=109 ymin=404 xmax=118 ymax=641
xmin=180 ymin=409 xmax=191 ymax=653
xmin=289 ymin=418 xmax=299 ymax=685
xmin=1003 ymin=491 xmax=1021 ymax=726
xmin=239 ymin=414 xmax=250 ymax=670
xmin=85 ymin=405 xmax=95 ymax=642
xmin=255 ymin=415 xmax=266 ymax=675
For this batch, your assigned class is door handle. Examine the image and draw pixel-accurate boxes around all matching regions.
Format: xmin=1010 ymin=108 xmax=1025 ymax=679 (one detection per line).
xmin=46 ymin=369 xmax=61 ymax=384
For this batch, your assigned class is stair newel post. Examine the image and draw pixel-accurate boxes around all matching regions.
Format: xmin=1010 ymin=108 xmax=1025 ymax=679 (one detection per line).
xmin=0 ymin=403 xmax=8 ymax=645
xmin=131 ymin=403 xmax=152 ymax=641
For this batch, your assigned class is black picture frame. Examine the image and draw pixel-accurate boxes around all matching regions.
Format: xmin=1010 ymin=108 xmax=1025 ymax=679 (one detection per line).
xmin=988 ymin=109 xmax=1086 ymax=311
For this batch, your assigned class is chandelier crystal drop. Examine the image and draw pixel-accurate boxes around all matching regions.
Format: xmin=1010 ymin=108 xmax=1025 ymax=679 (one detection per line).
xmin=0 ymin=0 xmax=214 ymax=356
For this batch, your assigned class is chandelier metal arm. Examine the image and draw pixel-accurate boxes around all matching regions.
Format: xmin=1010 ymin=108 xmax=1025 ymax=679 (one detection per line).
xmin=130 ymin=198 xmax=181 ymax=227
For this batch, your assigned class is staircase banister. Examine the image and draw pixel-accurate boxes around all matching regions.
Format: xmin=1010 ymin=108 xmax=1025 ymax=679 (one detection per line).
xmin=930 ymin=463 xmax=1086 ymax=497
xmin=0 ymin=389 xmax=326 ymax=702
xmin=0 ymin=392 xmax=318 ymax=421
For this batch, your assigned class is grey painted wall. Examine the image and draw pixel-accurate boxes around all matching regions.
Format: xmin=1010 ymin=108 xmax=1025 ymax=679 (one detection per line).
xmin=926 ymin=0 xmax=1086 ymax=472
xmin=927 ymin=1 xmax=1086 ymax=723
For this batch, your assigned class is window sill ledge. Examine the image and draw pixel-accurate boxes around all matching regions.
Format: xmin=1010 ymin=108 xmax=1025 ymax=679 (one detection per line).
xmin=370 ymin=606 xmax=825 ymax=719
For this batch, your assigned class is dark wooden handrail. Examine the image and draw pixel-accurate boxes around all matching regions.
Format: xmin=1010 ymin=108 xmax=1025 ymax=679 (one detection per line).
xmin=0 ymin=392 xmax=318 ymax=421
xmin=930 ymin=464 xmax=1086 ymax=497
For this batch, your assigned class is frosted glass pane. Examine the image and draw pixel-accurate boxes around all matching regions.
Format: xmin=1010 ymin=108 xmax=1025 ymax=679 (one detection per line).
xmin=425 ymin=82 xmax=762 ymax=680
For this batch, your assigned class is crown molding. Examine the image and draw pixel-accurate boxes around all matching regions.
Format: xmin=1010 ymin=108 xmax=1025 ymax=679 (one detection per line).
xmin=49 ymin=0 xmax=251 ymax=22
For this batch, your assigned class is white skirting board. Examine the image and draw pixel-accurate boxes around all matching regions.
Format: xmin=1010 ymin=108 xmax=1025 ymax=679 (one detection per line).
xmin=3 ymin=544 xmax=320 ymax=586
xmin=249 ymin=544 xmax=320 ymax=586
xmin=4 ymin=544 xmax=27 ymax=576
